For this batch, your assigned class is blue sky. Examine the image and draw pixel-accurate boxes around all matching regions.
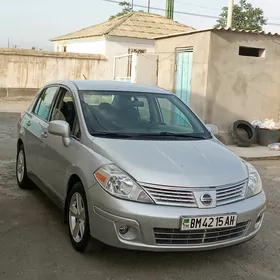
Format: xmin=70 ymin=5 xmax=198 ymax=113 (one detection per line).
xmin=0 ymin=0 xmax=279 ymax=50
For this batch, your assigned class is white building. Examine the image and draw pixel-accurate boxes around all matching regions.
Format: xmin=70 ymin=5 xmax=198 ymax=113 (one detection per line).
xmin=50 ymin=12 xmax=193 ymax=81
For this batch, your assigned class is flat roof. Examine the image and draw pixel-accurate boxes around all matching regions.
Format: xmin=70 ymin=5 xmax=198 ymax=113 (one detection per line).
xmin=155 ymin=27 xmax=280 ymax=40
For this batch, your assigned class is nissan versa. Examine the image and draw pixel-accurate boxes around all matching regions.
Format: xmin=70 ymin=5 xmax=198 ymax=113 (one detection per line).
xmin=16 ymin=80 xmax=266 ymax=252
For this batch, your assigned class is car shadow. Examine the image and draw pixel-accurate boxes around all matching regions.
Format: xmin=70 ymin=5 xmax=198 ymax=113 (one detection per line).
xmin=92 ymin=241 xmax=255 ymax=265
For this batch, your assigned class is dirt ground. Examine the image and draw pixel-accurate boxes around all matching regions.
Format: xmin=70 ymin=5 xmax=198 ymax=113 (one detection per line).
xmin=0 ymin=97 xmax=33 ymax=115
xmin=0 ymin=112 xmax=279 ymax=280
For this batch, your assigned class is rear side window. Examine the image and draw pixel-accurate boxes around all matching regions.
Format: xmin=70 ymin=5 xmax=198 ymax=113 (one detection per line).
xmin=33 ymin=87 xmax=58 ymax=120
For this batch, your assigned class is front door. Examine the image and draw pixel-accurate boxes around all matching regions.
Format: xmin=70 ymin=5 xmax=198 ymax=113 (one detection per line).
xmin=42 ymin=87 xmax=81 ymax=201
xmin=175 ymin=48 xmax=193 ymax=105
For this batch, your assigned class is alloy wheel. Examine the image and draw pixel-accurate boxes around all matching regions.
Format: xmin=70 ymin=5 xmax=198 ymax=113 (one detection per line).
xmin=17 ymin=150 xmax=25 ymax=183
xmin=69 ymin=192 xmax=86 ymax=243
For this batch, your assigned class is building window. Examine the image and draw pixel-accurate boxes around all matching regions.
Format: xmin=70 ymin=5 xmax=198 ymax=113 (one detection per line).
xmin=239 ymin=46 xmax=265 ymax=58
xmin=63 ymin=46 xmax=67 ymax=52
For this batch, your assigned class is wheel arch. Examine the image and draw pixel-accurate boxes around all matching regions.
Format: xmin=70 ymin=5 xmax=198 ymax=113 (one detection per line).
xmin=17 ymin=138 xmax=24 ymax=152
xmin=64 ymin=174 xmax=83 ymax=223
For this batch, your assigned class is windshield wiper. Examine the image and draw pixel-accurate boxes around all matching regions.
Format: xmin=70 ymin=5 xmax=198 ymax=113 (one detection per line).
xmin=90 ymin=132 xmax=134 ymax=138
xmin=91 ymin=132 xmax=208 ymax=139
xmin=158 ymin=132 xmax=208 ymax=139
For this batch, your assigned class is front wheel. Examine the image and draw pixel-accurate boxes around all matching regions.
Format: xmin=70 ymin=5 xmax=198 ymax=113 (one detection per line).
xmin=67 ymin=182 xmax=103 ymax=253
xmin=16 ymin=144 xmax=32 ymax=189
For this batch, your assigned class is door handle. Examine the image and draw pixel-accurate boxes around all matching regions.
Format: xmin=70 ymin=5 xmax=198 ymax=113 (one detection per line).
xmin=26 ymin=121 xmax=31 ymax=127
xmin=41 ymin=132 xmax=48 ymax=139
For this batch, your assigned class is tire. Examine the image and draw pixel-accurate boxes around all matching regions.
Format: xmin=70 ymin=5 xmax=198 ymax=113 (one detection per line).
xmin=16 ymin=144 xmax=32 ymax=189
xmin=67 ymin=182 xmax=103 ymax=253
xmin=229 ymin=120 xmax=256 ymax=147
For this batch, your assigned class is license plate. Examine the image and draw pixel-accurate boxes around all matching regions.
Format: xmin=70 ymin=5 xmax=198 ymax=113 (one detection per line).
xmin=181 ymin=214 xmax=237 ymax=231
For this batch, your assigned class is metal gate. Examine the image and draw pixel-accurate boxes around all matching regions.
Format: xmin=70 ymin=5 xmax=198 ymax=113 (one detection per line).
xmin=113 ymin=54 xmax=133 ymax=82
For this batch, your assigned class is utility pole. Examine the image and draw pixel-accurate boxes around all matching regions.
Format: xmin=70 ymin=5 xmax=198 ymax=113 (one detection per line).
xmin=166 ymin=0 xmax=174 ymax=20
xmin=227 ymin=0 xmax=234 ymax=29
xmin=7 ymin=38 xmax=9 ymax=48
xmin=148 ymin=0 xmax=150 ymax=13
xmin=131 ymin=0 xmax=134 ymax=11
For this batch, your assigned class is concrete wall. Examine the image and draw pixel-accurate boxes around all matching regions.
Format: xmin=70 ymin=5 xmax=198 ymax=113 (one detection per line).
xmin=53 ymin=36 xmax=155 ymax=80
xmin=134 ymin=53 xmax=158 ymax=86
xmin=156 ymin=30 xmax=280 ymax=144
xmin=105 ymin=36 xmax=155 ymax=79
xmin=207 ymin=31 xmax=280 ymax=138
xmin=0 ymin=48 xmax=108 ymax=96
xmin=54 ymin=36 xmax=107 ymax=54
xmin=0 ymin=88 xmax=39 ymax=98
xmin=155 ymin=31 xmax=212 ymax=120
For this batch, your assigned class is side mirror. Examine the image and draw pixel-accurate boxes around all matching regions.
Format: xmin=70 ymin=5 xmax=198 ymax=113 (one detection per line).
xmin=205 ymin=124 xmax=219 ymax=135
xmin=48 ymin=120 xmax=71 ymax=147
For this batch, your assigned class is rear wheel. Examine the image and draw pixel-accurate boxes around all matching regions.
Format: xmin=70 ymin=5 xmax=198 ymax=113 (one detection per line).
xmin=16 ymin=144 xmax=32 ymax=189
xmin=67 ymin=182 xmax=103 ymax=253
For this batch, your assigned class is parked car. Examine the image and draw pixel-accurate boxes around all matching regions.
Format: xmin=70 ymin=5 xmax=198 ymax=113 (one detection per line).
xmin=16 ymin=80 xmax=266 ymax=252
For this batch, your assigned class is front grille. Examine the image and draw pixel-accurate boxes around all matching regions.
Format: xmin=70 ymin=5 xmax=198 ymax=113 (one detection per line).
xmin=142 ymin=180 xmax=247 ymax=208
xmin=142 ymin=185 xmax=197 ymax=207
xmin=216 ymin=180 xmax=247 ymax=206
xmin=154 ymin=221 xmax=249 ymax=245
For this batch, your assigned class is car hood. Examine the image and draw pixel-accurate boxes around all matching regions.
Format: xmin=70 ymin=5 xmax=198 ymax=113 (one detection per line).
xmin=91 ymin=138 xmax=248 ymax=188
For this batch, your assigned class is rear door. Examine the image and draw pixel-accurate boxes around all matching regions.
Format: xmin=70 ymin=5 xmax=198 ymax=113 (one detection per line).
xmin=26 ymin=86 xmax=59 ymax=178
xmin=21 ymin=90 xmax=43 ymax=174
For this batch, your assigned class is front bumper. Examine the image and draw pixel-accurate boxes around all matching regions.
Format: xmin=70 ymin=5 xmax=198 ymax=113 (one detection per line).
xmin=88 ymin=186 xmax=266 ymax=252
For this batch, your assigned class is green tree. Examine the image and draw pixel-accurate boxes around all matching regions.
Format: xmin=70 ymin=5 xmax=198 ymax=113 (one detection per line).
xmin=215 ymin=0 xmax=267 ymax=31
xmin=109 ymin=1 xmax=132 ymax=20
xmin=109 ymin=1 xmax=144 ymax=20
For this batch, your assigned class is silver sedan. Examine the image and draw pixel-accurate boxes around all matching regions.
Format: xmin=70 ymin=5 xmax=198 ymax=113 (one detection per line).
xmin=16 ymin=80 xmax=266 ymax=252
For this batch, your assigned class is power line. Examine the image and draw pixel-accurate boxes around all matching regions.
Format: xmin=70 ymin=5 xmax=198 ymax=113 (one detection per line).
xmin=175 ymin=0 xmax=221 ymax=11
xmin=177 ymin=0 xmax=280 ymax=21
xmin=103 ymin=0 xmax=280 ymax=26
xmin=104 ymin=0 xmax=218 ymax=19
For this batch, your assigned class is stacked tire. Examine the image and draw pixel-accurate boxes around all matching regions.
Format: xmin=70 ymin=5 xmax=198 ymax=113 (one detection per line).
xmin=230 ymin=120 xmax=256 ymax=147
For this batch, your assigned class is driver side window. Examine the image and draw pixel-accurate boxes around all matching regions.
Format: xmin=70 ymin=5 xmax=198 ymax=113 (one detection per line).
xmin=50 ymin=88 xmax=80 ymax=139
xmin=157 ymin=97 xmax=192 ymax=127
xmin=137 ymin=97 xmax=150 ymax=121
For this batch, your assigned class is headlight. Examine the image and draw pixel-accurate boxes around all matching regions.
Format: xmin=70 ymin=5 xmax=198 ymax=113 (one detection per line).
xmin=245 ymin=162 xmax=263 ymax=198
xmin=94 ymin=164 xmax=154 ymax=204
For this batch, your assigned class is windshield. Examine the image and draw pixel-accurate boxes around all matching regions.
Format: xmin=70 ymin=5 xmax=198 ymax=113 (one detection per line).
xmin=79 ymin=90 xmax=211 ymax=140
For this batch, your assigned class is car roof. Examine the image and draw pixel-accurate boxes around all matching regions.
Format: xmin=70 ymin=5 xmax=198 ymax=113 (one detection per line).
xmin=46 ymin=80 xmax=171 ymax=95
